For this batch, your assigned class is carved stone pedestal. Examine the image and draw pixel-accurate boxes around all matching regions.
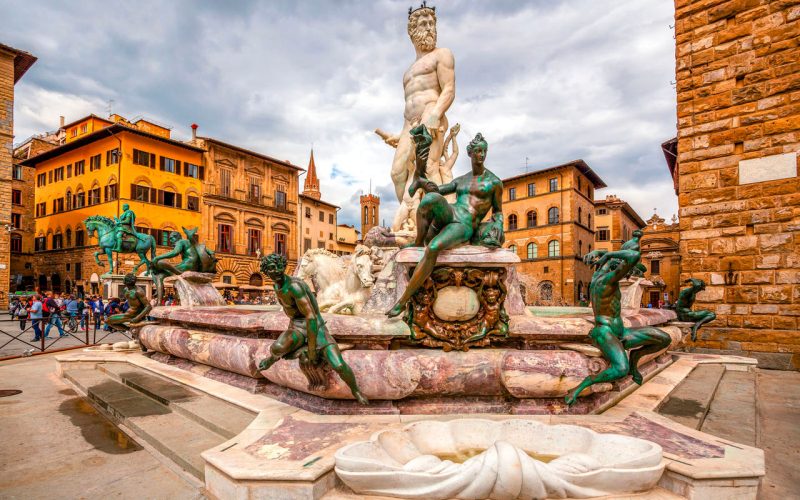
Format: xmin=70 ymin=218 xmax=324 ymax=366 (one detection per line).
xmin=364 ymin=246 xmax=524 ymax=351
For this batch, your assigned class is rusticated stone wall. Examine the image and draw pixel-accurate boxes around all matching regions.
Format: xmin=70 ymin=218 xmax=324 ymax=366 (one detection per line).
xmin=674 ymin=0 xmax=800 ymax=369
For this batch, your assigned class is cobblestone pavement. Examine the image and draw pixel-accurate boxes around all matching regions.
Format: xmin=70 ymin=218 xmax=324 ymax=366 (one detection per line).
xmin=0 ymin=354 xmax=202 ymax=499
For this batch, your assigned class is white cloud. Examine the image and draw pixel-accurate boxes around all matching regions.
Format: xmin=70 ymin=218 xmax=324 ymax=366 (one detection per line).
xmin=3 ymin=0 xmax=679 ymax=225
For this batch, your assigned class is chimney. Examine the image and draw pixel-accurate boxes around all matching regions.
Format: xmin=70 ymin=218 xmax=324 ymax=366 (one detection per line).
xmin=59 ymin=116 xmax=65 ymax=128
xmin=191 ymin=123 xmax=198 ymax=141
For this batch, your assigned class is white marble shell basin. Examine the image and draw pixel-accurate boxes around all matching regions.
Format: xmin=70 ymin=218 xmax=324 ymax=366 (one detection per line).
xmin=334 ymin=419 xmax=665 ymax=499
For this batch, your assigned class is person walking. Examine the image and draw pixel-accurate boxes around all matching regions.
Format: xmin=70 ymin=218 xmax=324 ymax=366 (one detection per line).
xmin=16 ymin=296 xmax=31 ymax=330
xmin=43 ymin=292 xmax=66 ymax=338
xmin=29 ymin=294 xmax=43 ymax=342
xmin=65 ymin=295 xmax=79 ymax=324
xmin=77 ymin=296 xmax=87 ymax=330
xmin=92 ymin=296 xmax=104 ymax=330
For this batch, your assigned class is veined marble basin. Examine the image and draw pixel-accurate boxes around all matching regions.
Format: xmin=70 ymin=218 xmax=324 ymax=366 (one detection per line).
xmin=334 ymin=419 xmax=665 ymax=499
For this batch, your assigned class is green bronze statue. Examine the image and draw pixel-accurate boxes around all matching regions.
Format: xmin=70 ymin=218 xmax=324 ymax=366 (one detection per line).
xmin=150 ymin=227 xmax=218 ymax=302
xmin=258 ymin=253 xmax=368 ymax=405
xmin=565 ymin=230 xmax=672 ymax=406
xmin=107 ymin=273 xmax=153 ymax=332
xmin=85 ymin=213 xmax=156 ymax=277
xmin=675 ymin=278 xmax=716 ymax=341
xmin=387 ymin=125 xmax=504 ymax=318
xmin=113 ymin=203 xmax=138 ymax=253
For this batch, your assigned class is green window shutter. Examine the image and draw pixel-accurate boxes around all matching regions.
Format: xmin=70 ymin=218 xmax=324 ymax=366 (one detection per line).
xmin=160 ymin=156 xmax=165 ymax=171
xmin=175 ymin=160 xmax=181 ymax=176
xmin=149 ymin=187 xmax=157 ymax=203
xmin=199 ymin=165 xmax=205 ymax=180
xmin=150 ymin=153 xmax=156 ymax=168
xmin=157 ymin=189 xmax=164 ymax=205
xmin=176 ymin=193 xmax=182 ymax=208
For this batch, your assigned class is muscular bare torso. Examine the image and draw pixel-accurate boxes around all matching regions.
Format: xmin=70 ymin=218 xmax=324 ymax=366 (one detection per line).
xmin=448 ymin=170 xmax=501 ymax=229
xmin=403 ymin=48 xmax=451 ymax=123
xmin=275 ymin=277 xmax=324 ymax=323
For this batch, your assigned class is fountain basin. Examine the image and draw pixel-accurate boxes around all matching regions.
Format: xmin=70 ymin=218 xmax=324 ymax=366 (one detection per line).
xmin=334 ymin=418 xmax=665 ymax=499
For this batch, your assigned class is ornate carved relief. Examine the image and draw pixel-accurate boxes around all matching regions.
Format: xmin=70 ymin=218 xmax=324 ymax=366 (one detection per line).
xmin=404 ymin=266 xmax=510 ymax=351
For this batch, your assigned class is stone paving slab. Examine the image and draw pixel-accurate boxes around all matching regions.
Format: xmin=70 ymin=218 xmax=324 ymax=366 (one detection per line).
xmin=657 ymin=364 xmax=726 ymax=430
xmin=0 ymin=355 xmax=200 ymax=498
xmin=700 ymin=370 xmax=756 ymax=447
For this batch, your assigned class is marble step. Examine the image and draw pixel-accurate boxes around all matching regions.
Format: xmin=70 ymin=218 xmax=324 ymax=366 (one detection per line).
xmin=656 ymin=364 xmax=726 ymax=430
xmin=97 ymin=362 xmax=256 ymax=439
xmin=700 ymin=370 xmax=757 ymax=446
xmin=63 ymin=368 xmax=229 ymax=481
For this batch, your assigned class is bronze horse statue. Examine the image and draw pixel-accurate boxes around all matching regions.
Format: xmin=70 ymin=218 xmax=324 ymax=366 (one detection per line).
xmin=84 ymin=215 xmax=156 ymax=277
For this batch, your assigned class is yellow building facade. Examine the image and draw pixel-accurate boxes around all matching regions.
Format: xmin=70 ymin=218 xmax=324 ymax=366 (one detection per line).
xmin=23 ymin=114 xmax=204 ymax=294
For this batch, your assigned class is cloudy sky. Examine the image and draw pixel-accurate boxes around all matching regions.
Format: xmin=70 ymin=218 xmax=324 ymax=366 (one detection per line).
xmin=3 ymin=0 xmax=678 ymax=228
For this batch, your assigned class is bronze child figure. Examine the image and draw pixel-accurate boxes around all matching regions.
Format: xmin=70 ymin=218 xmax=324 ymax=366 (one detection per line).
xmin=258 ymin=253 xmax=368 ymax=405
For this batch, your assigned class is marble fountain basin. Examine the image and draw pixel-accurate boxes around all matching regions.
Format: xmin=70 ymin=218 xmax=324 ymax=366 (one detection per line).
xmin=334 ymin=419 xmax=665 ymax=499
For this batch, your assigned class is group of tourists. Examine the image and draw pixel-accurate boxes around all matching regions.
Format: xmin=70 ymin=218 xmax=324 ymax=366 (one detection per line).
xmin=9 ymin=293 xmax=133 ymax=341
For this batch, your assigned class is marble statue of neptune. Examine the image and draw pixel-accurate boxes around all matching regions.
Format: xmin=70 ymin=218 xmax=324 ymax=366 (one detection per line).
xmin=379 ymin=3 xmax=455 ymax=233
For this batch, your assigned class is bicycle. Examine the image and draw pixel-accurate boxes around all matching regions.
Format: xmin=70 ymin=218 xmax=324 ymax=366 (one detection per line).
xmin=65 ymin=313 xmax=79 ymax=333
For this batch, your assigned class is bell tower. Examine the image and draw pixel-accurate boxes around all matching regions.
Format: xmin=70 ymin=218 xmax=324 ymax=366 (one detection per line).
xmin=360 ymin=191 xmax=380 ymax=239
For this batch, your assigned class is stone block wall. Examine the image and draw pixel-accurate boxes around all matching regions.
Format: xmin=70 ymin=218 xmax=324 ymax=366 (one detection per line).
xmin=674 ymin=0 xmax=800 ymax=369
xmin=0 ymin=51 xmax=15 ymax=308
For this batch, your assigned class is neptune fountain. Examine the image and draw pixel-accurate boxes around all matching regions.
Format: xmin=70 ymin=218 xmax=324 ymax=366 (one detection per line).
xmin=55 ymin=4 xmax=765 ymax=500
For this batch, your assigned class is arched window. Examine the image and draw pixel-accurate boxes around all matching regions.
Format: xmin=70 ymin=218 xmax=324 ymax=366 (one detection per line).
xmin=539 ymin=281 xmax=553 ymax=302
xmin=527 ymin=242 xmax=537 ymax=260
xmin=508 ymin=214 xmax=517 ymax=231
xmin=588 ymin=214 xmax=592 ymax=229
xmin=66 ymin=189 xmax=73 ymax=211
xmin=578 ymin=207 xmax=582 ymax=224
xmin=548 ymin=240 xmax=560 ymax=257
xmin=508 ymin=244 xmax=517 ymax=255
xmin=548 ymin=207 xmax=559 ymax=224
xmin=363 ymin=206 xmax=368 ymax=223
xmin=526 ymin=211 xmax=537 ymax=228
xmin=578 ymin=240 xmax=582 ymax=257
xmin=66 ymin=229 xmax=72 ymax=247
xmin=249 ymin=273 xmax=263 ymax=286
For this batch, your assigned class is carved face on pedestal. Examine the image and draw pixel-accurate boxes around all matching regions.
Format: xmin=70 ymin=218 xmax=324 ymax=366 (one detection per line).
xmin=408 ymin=9 xmax=437 ymax=52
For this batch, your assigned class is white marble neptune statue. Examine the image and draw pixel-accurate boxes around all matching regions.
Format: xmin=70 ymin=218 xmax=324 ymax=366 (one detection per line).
xmin=375 ymin=2 xmax=456 ymax=233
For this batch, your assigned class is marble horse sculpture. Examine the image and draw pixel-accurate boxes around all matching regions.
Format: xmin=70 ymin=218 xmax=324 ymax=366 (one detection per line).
xmin=296 ymin=247 xmax=375 ymax=315
xmin=675 ymin=278 xmax=717 ymax=341
xmin=258 ymin=253 xmax=368 ymax=404
xmin=85 ymin=211 xmax=156 ymax=277
xmin=150 ymin=227 xmax=218 ymax=303
xmin=565 ymin=231 xmax=672 ymax=405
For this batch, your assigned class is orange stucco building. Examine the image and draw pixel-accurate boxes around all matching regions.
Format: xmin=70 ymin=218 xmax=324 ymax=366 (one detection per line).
xmin=502 ymin=160 xmax=606 ymax=305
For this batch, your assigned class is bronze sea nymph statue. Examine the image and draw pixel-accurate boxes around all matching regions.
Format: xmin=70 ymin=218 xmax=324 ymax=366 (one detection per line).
xmin=258 ymin=253 xmax=368 ymax=405
xmin=386 ymin=125 xmax=504 ymax=318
